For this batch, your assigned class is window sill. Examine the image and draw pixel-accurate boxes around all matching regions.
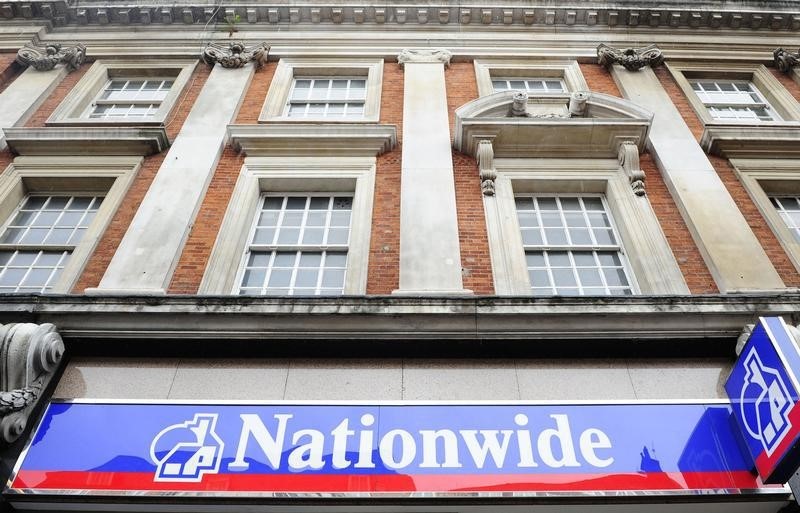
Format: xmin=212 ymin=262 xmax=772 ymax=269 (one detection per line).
xmin=228 ymin=123 xmax=397 ymax=157
xmin=4 ymin=126 xmax=170 ymax=156
xmin=701 ymin=123 xmax=800 ymax=158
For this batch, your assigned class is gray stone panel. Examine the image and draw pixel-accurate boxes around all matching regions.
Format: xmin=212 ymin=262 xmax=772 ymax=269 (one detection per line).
xmin=283 ymin=359 xmax=403 ymax=400
xmin=628 ymin=358 xmax=732 ymax=399
xmin=168 ymin=359 xmax=289 ymax=400
xmin=516 ymin=360 xmax=637 ymax=400
xmin=402 ymin=359 xmax=520 ymax=400
xmin=54 ymin=357 xmax=179 ymax=399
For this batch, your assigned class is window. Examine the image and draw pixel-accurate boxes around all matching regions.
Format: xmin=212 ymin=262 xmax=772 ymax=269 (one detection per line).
xmin=771 ymin=196 xmax=800 ymax=242
xmin=665 ymin=62 xmax=800 ymax=126
xmin=285 ymin=78 xmax=366 ymax=119
xmin=492 ymin=78 xmax=566 ymax=94
xmin=199 ymin=157 xmax=375 ymax=295
xmin=88 ymin=78 xmax=174 ymax=120
xmin=515 ymin=195 xmax=633 ymax=296
xmin=46 ymin=60 xmax=196 ymax=125
xmin=260 ymin=58 xmax=383 ymax=122
xmin=0 ymin=195 xmax=102 ymax=292
xmin=238 ymin=194 xmax=352 ymax=295
xmin=689 ymin=80 xmax=778 ymax=122
xmin=473 ymin=60 xmax=587 ymax=97
xmin=0 ymin=156 xmax=141 ymax=294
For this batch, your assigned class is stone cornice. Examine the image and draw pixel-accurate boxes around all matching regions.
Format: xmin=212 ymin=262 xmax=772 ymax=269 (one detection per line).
xmin=228 ymin=123 xmax=397 ymax=157
xmin=3 ymin=1 xmax=800 ymax=32
xmin=3 ymin=126 xmax=170 ymax=156
xmin=1 ymin=294 xmax=800 ymax=343
xmin=700 ymin=123 xmax=800 ymax=158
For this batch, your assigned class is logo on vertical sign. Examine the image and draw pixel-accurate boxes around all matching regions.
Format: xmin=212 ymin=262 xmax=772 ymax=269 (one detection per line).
xmin=149 ymin=413 xmax=224 ymax=482
xmin=739 ymin=347 xmax=793 ymax=456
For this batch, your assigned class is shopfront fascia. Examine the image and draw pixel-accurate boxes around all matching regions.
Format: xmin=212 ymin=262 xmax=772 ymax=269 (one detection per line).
xmin=1 ymin=294 xmax=800 ymax=512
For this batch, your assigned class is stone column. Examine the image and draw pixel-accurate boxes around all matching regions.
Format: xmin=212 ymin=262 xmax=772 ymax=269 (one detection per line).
xmin=602 ymin=45 xmax=784 ymax=293
xmin=395 ymin=49 xmax=470 ymax=295
xmin=92 ymin=51 xmax=258 ymax=294
xmin=0 ymin=43 xmax=86 ymax=150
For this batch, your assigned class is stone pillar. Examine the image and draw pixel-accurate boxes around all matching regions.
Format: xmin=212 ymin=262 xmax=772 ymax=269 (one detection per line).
xmin=0 ymin=42 xmax=87 ymax=150
xmin=395 ymin=49 xmax=470 ymax=295
xmin=604 ymin=47 xmax=783 ymax=293
xmin=92 ymin=60 xmax=255 ymax=294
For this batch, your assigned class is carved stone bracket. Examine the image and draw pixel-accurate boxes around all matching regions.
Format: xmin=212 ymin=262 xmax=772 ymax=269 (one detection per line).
xmin=597 ymin=43 xmax=664 ymax=71
xmin=398 ymin=48 xmax=452 ymax=68
xmin=618 ymin=140 xmax=646 ymax=196
xmin=16 ymin=42 xmax=86 ymax=72
xmin=477 ymin=139 xmax=496 ymax=196
xmin=774 ymin=48 xmax=800 ymax=74
xmin=201 ymin=41 xmax=269 ymax=68
xmin=0 ymin=323 xmax=64 ymax=444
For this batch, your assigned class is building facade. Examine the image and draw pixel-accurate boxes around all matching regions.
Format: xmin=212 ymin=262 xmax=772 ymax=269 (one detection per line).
xmin=1 ymin=0 xmax=800 ymax=511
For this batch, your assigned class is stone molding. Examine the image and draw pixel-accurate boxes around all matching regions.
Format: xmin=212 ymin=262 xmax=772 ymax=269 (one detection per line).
xmin=0 ymin=323 xmax=64 ymax=444
xmin=597 ymin=43 xmax=663 ymax=71
xmin=700 ymin=124 xmax=800 ymax=158
xmin=398 ymin=48 xmax=451 ymax=67
xmin=477 ymin=139 xmax=496 ymax=195
xmin=774 ymin=48 xmax=800 ymax=73
xmin=16 ymin=42 xmax=85 ymax=71
xmin=3 ymin=127 xmax=170 ymax=156
xmin=201 ymin=41 xmax=269 ymax=68
xmin=5 ymin=2 xmax=800 ymax=31
xmin=228 ymin=123 xmax=397 ymax=157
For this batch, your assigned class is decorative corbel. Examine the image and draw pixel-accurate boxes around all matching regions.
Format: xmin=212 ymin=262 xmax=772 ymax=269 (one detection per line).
xmin=509 ymin=91 xmax=528 ymax=117
xmin=568 ymin=91 xmax=590 ymax=117
xmin=774 ymin=48 xmax=800 ymax=74
xmin=477 ymin=139 xmax=497 ymax=196
xmin=398 ymin=48 xmax=452 ymax=68
xmin=0 ymin=323 xmax=64 ymax=444
xmin=16 ymin=42 xmax=86 ymax=72
xmin=597 ymin=43 xmax=663 ymax=71
xmin=618 ymin=140 xmax=646 ymax=196
xmin=201 ymin=41 xmax=269 ymax=69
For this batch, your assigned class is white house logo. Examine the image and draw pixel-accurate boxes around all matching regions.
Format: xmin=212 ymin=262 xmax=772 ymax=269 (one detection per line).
xmin=740 ymin=348 xmax=794 ymax=456
xmin=150 ymin=413 xmax=224 ymax=482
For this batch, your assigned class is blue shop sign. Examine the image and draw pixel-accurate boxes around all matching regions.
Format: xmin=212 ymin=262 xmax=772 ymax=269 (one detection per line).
xmin=5 ymin=400 xmax=786 ymax=497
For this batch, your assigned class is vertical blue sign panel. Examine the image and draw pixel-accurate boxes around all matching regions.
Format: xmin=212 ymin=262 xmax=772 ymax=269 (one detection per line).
xmin=726 ymin=316 xmax=800 ymax=484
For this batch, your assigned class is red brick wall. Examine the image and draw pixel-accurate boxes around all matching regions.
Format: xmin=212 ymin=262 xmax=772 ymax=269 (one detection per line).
xmin=654 ymin=66 xmax=800 ymax=287
xmin=445 ymin=62 xmax=494 ymax=294
xmin=234 ymin=63 xmax=276 ymax=124
xmin=0 ymin=53 xmax=21 ymax=95
xmin=24 ymin=63 xmax=90 ymax=127
xmin=581 ymin=63 xmax=718 ymax=293
xmin=74 ymin=64 xmax=212 ymax=291
xmin=366 ymin=61 xmax=403 ymax=293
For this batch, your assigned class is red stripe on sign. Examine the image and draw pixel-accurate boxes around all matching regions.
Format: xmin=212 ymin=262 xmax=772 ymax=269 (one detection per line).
xmin=11 ymin=470 xmax=766 ymax=493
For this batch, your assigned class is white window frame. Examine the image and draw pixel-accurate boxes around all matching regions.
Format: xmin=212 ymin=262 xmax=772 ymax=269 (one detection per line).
xmin=730 ymin=158 xmax=800 ymax=275
xmin=491 ymin=77 xmax=567 ymax=94
xmin=260 ymin=58 xmax=383 ymax=123
xmin=486 ymin=159 xmax=688 ymax=295
xmin=47 ymin=59 xmax=197 ymax=126
xmin=666 ymin=61 xmax=800 ymax=126
xmin=473 ymin=59 xmax=588 ymax=97
xmin=199 ymin=157 xmax=375 ymax=295
xmin=0 ymin=156 xmax=141 ymax=293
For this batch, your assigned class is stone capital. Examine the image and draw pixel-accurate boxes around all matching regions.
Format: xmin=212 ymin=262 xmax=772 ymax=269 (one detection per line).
xmin=597 ymin=43 xmax=663 ymax=72
xmin=201 ymin=41 xmax=269 ymax=69
xmin=16 ymin=42 xmax=86 ymax=72
xmin=774 ymin=48 xmax=800 ymax=74
xmin=398 ymin=48 xmax=452 ymax=68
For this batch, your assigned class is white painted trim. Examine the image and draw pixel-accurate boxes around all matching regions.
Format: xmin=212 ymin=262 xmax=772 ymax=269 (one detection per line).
xmin=199 ymin=156 xmax=375 ymax=295
xmin=731 ymin=158 xmax=800 ymax=276
xmin=473 ymin=59 xmax=587 ymax=97
xmin=259 ymin=57 xmax=383 ymax=123
xmin=46 ymin=59 xmax=197 ymax=126
xmin=665 ymin=61 xmax=800 ymax=127
xmin=0 ymin=156 xmax=142 ymax=293
xmin=488 ymin=158 xmax=688 ymax=296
